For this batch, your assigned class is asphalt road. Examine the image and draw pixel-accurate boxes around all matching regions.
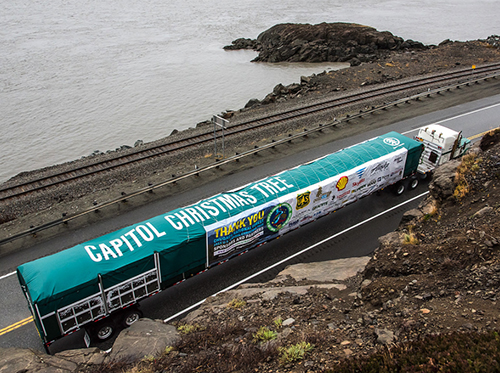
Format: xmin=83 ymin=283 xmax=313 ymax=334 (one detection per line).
xmin=1 ymin=92 xmax=500 ymax=353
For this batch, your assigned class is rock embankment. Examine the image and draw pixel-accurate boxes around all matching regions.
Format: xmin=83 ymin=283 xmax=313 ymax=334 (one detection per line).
xmin=225 ymin=22 xmax=426 ymax=65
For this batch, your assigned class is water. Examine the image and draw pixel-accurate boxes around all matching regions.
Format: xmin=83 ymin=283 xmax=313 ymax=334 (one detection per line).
xmin=1 ymin=0 xmax=498 ymax=182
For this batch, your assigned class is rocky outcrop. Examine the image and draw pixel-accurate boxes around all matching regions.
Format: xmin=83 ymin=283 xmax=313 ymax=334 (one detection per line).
xmin=0 ymin=347 xmax=105 ymax=373
xmin=106 ymin=318 xmax=181 ymax=363
xmin=225 ymin=23 xmax=427 ymax=66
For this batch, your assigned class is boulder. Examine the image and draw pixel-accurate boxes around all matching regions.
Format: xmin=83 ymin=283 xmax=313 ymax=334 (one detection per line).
xmin=274 ymin=256 xmax=371 ymax=282
xmin=106 ymin=318 xmax=181 ymax=363
xmin=428 ymin=159 xmax=461 ymax=202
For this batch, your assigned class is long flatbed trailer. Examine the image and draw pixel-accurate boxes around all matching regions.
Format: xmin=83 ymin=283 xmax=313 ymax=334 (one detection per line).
xmin=18 ymin=131 xmax=425 ymax=352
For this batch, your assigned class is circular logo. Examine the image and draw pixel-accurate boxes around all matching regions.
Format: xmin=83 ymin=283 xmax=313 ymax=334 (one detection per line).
xmin=266 ymin=203 xmax=292 ymax=232
xmin=383 ymin=137 xmax=401 ymax=147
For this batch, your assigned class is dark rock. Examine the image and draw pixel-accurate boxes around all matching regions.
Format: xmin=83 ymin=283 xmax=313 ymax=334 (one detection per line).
xmin=223 ymin=37 xmax=260 ymax=51
xmin=245 ymin=98 xmax=261 ymax=108
xmin=250 ymin=23 xmax=427 ymax=64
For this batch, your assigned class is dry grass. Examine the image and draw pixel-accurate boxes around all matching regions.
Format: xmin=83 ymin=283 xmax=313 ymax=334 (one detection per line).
xmin=454 ymin=153 xmax=482 ymax=200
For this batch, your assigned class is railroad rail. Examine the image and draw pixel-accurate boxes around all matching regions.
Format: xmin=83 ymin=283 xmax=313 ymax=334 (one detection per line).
xmin=2 ymin=62 xmax=500 ymax=204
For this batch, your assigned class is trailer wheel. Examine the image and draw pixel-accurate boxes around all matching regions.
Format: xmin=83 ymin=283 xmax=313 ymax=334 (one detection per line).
xmin=410 ymin=177 xmax=419 ymax=190
xmin=93 ymin=323 xmax=114 ymax=341
xmin=394 ymin=181 xmax=405 ymax=196
xmin=122 ymin=307 xmax=143 ymax=327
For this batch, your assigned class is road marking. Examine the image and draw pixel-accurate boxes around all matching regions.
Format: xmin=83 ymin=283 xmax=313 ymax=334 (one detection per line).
xmin=164 ymin=191 xmax=429 ymax=322
xmin=401 ymin=102 xmax=500 ymax=136
xmin=0 ymin=316 xmax=33 ymax=336
xmin=0 ymin=271 xmax=16 ymax=281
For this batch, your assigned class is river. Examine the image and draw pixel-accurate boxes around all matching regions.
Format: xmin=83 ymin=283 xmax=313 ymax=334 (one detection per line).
xmin=1 ymin=0 xmax=498 ymax=182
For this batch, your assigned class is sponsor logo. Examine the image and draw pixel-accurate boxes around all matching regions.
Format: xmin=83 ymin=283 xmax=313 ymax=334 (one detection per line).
xmin=352 ymin=178 xmax=365 ymax=187
xmin=367 ymin=179 xmax=377 ymax=187
xmin=312 ymin=201 xmax=328 ymax=211
xmin=383 ymin=137 xmax=401 ymax=147
xmin=356 ymin=167 xmax=366 ymax=179
xmin=313 ymin=186 xmax=331 ymax=202
xmin=266 ymin=203 xmax=293 ymax=232
xmin=336 ymin=176 xmax=349 ymax=191
xmin=296 ymin=191 xmax=311 ymax=210
xmin=370 ymin=162 xmax=390 ymax=175
xmin=338 ymin=190 xmax=351 ymax=199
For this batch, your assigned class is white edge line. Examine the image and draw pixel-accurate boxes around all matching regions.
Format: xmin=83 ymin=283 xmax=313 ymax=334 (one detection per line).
xmin=164 ymin=191 xmax=429 ymax=323
xmin=401 ymin=102 xmax=500 ymax=135
xmin=0 ymin=271 xmax=16 ymax=281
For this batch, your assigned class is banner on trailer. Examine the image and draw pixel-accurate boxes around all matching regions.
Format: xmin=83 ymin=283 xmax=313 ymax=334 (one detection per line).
xmin=204 ymin=147 xmax=407 ymax=265
xmin=275 ymin=147 xmax=408 ymax=234
xmin=204 ymin=201 xmax=294 ymax=265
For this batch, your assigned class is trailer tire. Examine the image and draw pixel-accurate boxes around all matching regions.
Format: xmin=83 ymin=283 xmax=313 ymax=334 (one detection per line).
xmin=410 ymin=177 xmax=419 ymax=190
xmin=122 ymin=307 xmax=143 ymax=327
xmin=93 ymin=323 xmax=115 ymax=341
xmin=394 ymin=181 xmax=405 ymax=196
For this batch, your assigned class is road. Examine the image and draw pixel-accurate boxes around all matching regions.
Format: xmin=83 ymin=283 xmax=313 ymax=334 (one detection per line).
xmin=1 ymin=93 xmax=500 ymax=353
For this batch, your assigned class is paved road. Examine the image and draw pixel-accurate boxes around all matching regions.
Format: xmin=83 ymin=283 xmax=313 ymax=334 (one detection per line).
xmin=1 ymin=92 xmax=500 ymax=353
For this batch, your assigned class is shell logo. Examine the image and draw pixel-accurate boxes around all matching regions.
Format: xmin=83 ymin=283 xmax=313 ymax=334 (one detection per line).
xmin=336 ymin=176 xmax=348 ymax=191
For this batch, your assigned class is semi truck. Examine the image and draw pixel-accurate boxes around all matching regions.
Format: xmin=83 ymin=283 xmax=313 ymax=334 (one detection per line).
xmin=17 ymin=126 xmax=469 ymax=353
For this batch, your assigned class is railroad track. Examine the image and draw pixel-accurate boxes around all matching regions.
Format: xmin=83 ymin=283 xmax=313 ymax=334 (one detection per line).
xmin=2 ymin=62 xmax=500 ymax=203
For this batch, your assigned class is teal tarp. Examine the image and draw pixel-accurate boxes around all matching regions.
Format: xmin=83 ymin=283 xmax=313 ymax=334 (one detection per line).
xmin=17 ymin=131 xmax=423 ymax=316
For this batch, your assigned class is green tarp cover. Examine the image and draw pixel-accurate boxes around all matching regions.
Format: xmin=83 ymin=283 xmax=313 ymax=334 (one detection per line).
xmin=17 ymin=131 xmax=423 ymax=315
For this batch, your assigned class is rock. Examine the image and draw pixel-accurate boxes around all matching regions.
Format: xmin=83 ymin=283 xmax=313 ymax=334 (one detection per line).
xmin=133 ymin=140 xmax=144 ymax=147
xmin=473 ymin=206 xmax=493 ymax=218
xmin=276 ymin=257 xmax=370 ymax=282
xmin=428 ymin=159 xmax=461 ymax=201
xmin=400 ymin=208 xmax=424 ymax=225
xmin=223 ymin=38 xmax=260 ymax=51
xmin=106 ymin=318 xmax=181 ymax=363
xmin=250 ymin=23 xmax=426 ymax=64
xmin=282 ymin=318 xmax=295 ymax=326
xmin=244 ymin=98 xmax=261 ymax=108
xmin=0 ymin=347 xmax=78 ymax=373
xmin=55 ymin=347 xmax=106 ymax=367
xmin=375 ymin=328 xmax=395 ymax=345
xmin=378 ymin=231 xmax=401 ymax=247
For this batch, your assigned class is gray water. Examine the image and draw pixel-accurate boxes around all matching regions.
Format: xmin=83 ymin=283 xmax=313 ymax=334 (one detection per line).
xmin=1 ymin=0 xmax=498 ymax=182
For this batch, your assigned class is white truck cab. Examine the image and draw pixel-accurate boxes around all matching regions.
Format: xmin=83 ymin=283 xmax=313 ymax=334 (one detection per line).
xmin=415 ymin=124 xmax=470 ymax=175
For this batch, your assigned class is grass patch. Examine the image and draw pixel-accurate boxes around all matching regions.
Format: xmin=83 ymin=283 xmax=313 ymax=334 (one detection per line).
xmin=403 ymin=226 xmax=419 ymax=245
xmin=253 ymin=326 xmax=278 ymax=343
xmin=227 ymin=298 xmax=246 ymax=309
xmin=454 ymin=153 xmax=482 ymax=200
xmin=177 ymin=323 xmax=204 ymax=334
xmin=279 ymin=341 xmax=314 ymax=364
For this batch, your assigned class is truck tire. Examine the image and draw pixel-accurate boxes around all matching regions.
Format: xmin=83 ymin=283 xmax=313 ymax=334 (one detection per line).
xmin=410 ymin=177 xmax=419 ymax=190
xmin=122 ymin=307 xmax=143 ymax=327
xmin=394 ymin=181 xmax=405 ymax=196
